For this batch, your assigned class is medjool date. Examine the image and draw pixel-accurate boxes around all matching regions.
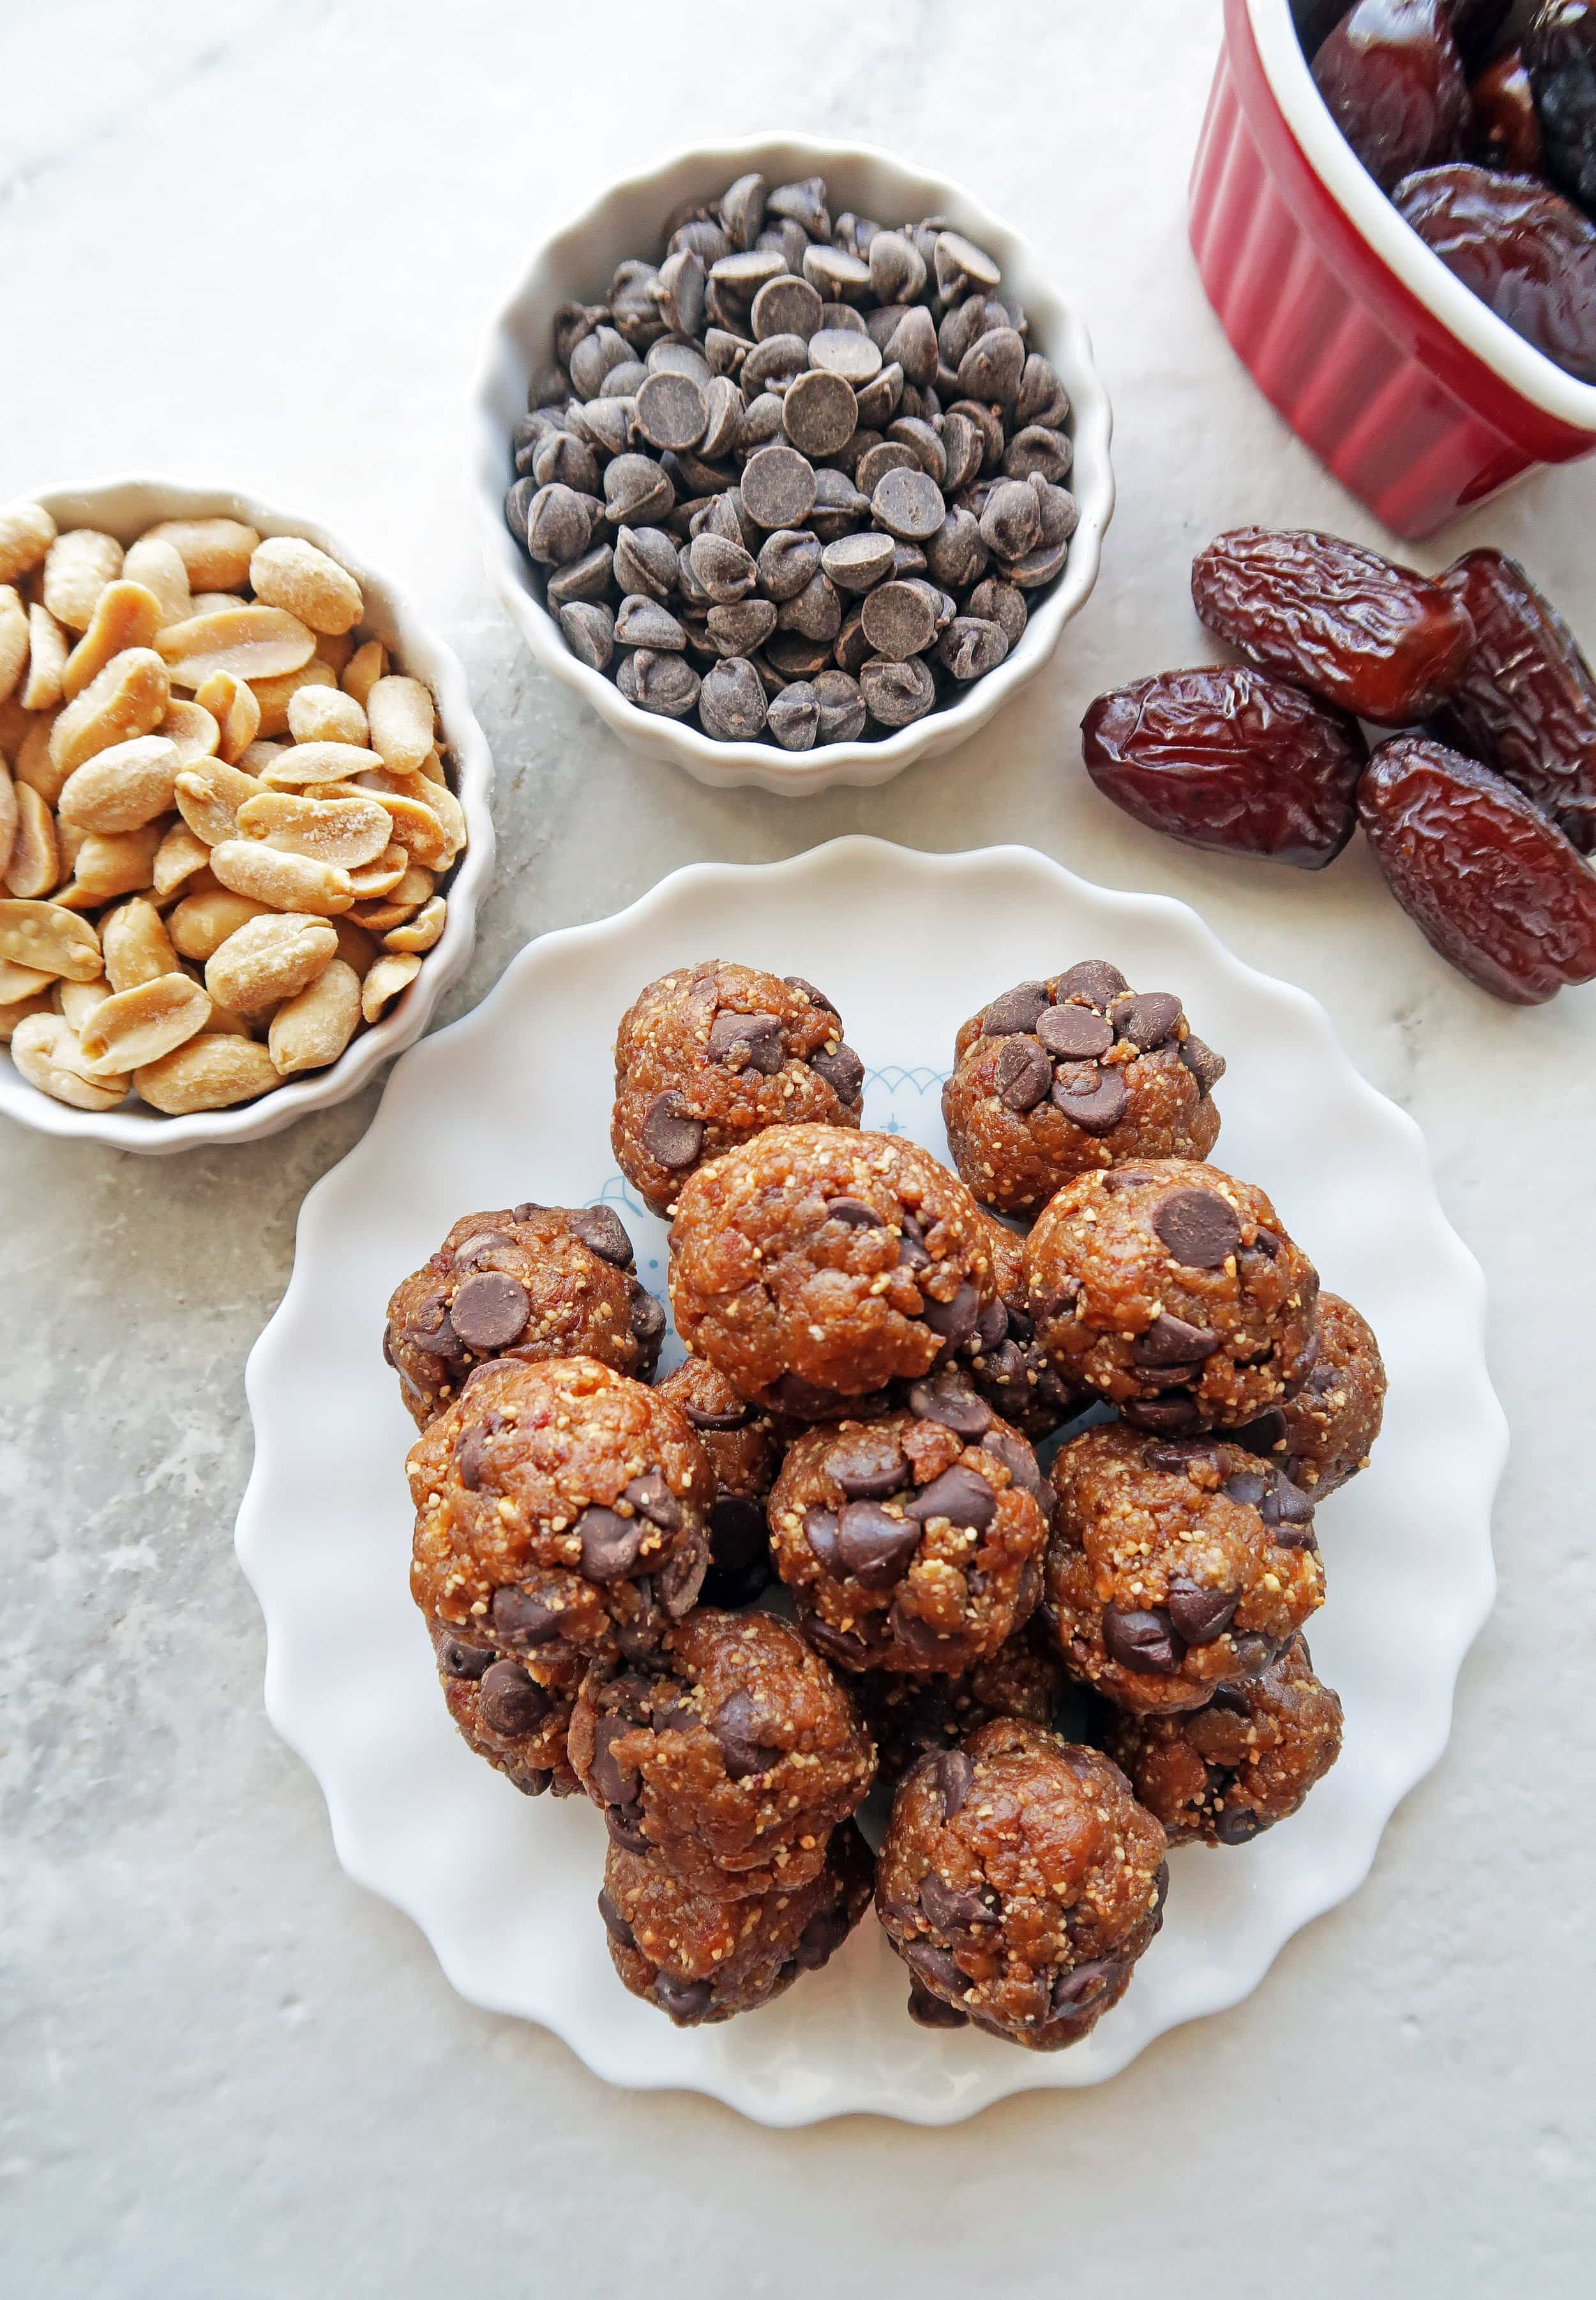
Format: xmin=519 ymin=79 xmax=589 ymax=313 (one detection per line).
xmin=1312 ymin=0 xmax=1473 ymax=192
xmin=1392 ymin=163 xmax=1596 ymax=382
xmin=1081 ymin=667 xmax=1367 ymax=868
xmin=1470 ymin=50 xmax=1547 ymax=174
xmin=1526 ymin=0 xmax=1596 ymax=215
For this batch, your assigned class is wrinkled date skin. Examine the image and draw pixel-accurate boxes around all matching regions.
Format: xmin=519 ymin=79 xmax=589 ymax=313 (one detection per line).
xmin=1082 ymin=668 xmax=1367 ymax=869
xmin=1359 ymin=736 xmax=1596 ymax=1002
xmin=1191 ymin=527 xmax=1474 ymax=725
xmin=1433 ymin=549 xmax=1596 ymax=852
xmin=1526 ymin=0 xmax=1596 ymax=216
xmin=1394 ymin=163 xmax=1596 ymax=382
xmin=1472 ymin=51 xmax=1547 ymax=176
xmin=1313 ymin=0 xmax=1473 ymax=192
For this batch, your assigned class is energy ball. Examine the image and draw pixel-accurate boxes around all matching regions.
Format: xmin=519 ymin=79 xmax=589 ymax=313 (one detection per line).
xmin=857 ymin=1618 xmax=1073 ymax=1789
xmin=567 ymin=1608 xmax=875 ymax=1898
xmin=656 ymin=1355 xmax=783 ymax=1607
xmin=427 ymin=1615 xmax=580 ymax=1797
xmin=1235 ymin=1293 xmax=1386 ymax=1497
xmin=1109 ymin=1634 xmax=1343 ymax=1847
xmin=670 ymin=1124 xmax=1000 ymax=1415
xmin=409 ymin=1356 xmax=714 ymax=1671
xmin=769 ymin=1394 xmax=1050 ymax=1676
xmin=612 ymin=962 xmax=866 ymax=1216
xmin=384 ymin=1202 xmax=664 ymax=1428
xmin=942 ymin=962 xmax=1224 ymax=1217
xmin=968 ymin=1214 xmax=1088 ymax=1440
xmin=599 ymin=1820 xmax=875 ymax=2027
xmin=1046 ymin=1425 xmax=1326 ymax=1717
xmin=1025 ymin=1159 xmax=1320 ymax=1432
xmin=875 ymin=1721 xmax=1168 ymax=2048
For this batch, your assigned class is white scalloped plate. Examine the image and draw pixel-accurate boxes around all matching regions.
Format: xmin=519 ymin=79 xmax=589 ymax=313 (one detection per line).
xmin=236 ymin=838 xmax=1504 ymax=2125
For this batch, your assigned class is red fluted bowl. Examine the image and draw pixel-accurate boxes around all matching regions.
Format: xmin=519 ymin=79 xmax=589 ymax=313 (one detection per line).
xmin=1191 ymin=0 xmax=1596 ymax=538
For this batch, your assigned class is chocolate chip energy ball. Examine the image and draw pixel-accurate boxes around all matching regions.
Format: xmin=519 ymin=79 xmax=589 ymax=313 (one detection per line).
xmin=942 ymin=962 xmax=1224 ymax=1217
xmin=1046 ymin=1425 xmax=1326 ymax=1717
xmin=409 ymin=1357 xmax=714 ymax=1670
xmin=769 ymin=1394 xmax=1050 ymax=1676
xmin=1109 ymin=1635 xmax=1343 ymax=1847
xmin=670 ymin=1124 xmax=998 ymax=1414
xmin=612 ymin=962 xmax=865 ymax=1216
xmin=968 ymin=1214 xmax=1087 ymax=1439
xmin=567 ymin=1609 xmax=875 ymax=1898
xmin=384 ymin=1202 xmax=663 ymax=1428
xmin=857 ymin=1617 xmax=1073 ymax=1789
xmin=876 ymin=1722 xmax=1168 ymax=2047
xmin=599 ymin=1820 xmax=875 ymax=2026
xmin=427 ymin=1615 xmax=580 ymax=1798
xmin=655 ymin=1355 xmax=783 ymax=1607
xmin=1236 ymin=1294 xmax=1386 ymax=1497
xmin=1025 ymin=1159 xmax=1320 ymax=1432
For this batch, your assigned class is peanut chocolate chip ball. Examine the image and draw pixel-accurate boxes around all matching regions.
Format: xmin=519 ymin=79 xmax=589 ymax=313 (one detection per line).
xmin=941 ymin=962 xmax=1224 ymax=1217
xmin=668 ymin=1123 xmax=999 ymax=1415
xmin=612 ymin=962 xmax=865 ymax=1216
xmin=967 ymin=1213 xmax=1088 ymax=1440
xmin=567 ymin=1609 xmax=875 ymax=1898
xmin=599 ymin=1820 xmax=875 ymax=2026
xmin=857 ymin=1617 xmax=1073 ymax=1790
xmin=769 ymin=1393 xmax=1050 ymax=1676
xmin=1046 ymin=1425 xmax=1326 ymax=1717
xmin=384 ymin=1202 xmax=663 ymax=1428
xmin=1108 ymin=1634 xmax=1343 ymax=1847
xmin=1235 ymin=1293 xmax=1386 ymax=1497
xmin=427 ymin=1615 xmax=580 ymax=1798
xmin=876 ymin=1721 xmax=1168 ymax=2048
xmin=1024 ymin=1159 xmax=1320 ymax=1432
xmin=655 ymin=1355 xmax=783 ymax=1607
xmin=408 ymin=1356 xmax=714 ymax=1672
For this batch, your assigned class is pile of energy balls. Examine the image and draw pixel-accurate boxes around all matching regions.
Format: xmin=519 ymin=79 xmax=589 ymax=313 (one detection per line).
xmin=384 ymin=956 xmax=1383 ymax=2049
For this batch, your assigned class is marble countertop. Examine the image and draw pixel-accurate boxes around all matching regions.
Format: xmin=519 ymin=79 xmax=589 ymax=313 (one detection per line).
xmin=3 ymin=3 xmax=1590 ymax=2293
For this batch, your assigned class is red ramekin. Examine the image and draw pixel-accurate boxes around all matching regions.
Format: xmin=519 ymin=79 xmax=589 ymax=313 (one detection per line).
xmin=1190 ymin=0 xmax=1596 ymax=538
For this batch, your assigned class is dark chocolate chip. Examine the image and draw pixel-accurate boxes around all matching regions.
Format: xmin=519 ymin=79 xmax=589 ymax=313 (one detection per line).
xmin=784 ymin=972 xmax=837 ymax=1015
xmin=905 ymin=1464 xmax=997 ymax=1532
xmin=1207 ymin=1685 xmax=1254 ymax=1717
xmin=712 ymin=1689 xmax=782 ymax=1779
xmin=598 ymin=1888 xmax=636 ymax=1951
xmin=994 ymin=1036 xmax=1052 ymax=1112
xmin=809 ymin=1041 xmax=865 ymax=1101
xmin=566 ymin=1206 xmax=634 ymax=1266
xmin=1165 ymin=1576 xmax=1240 ymax=1647
xmin=1223 ymin=1470 xmax=1269 ymax=1510
xmin=836 ymin=1501 xmax=921 ymax=1588
xmin=826 ymin=1196 xmax=884 ymax=1228
xmin=451 ymin=1227 xmax=516 ymax=1267
xmin=1180 ymin=1034 xmax=1226 ymax=1096
xmin=1051 ymin=1063 xmax=1128 ymax=1137
xmin=1252 ymin=1226 xmax=1283 ymax=1260
xmin=1103 ymin=1605 xmax=1182 ymax=1674
xmin=639 ymin=1090 xmax=705 ymax=1170
xmin=919 ymin=1872 xmax=999 ymax=1933
xmin=921 ymin=1282 xmax=981 ymax=1350
xmin=1153 ymin=1187 xmax=1242 ymax=1270
xmin=803 ymin=1616 xmax=871 ymax=1670
xmin=683 ymin=1397 xmax=749 ymax=1432
xmin=794 ymin=1902 xmax=852 ymax=1971
xmin=448 ymin=1271 xmax=531 ymax=1351
xmin=490 ymin=1584 xmax=563 ymax=1647
xmin=827 ymin=1433 xmax=908 ymax=1501
xmin=1123 ymin=1397 xmax=1205 ymax=1435
xmin=707 ymin=1010 xmax=785 ymax=1073
xmin=433 ymin=1630 xmax=492 ymax=1679
xmin=772 ymin=1373 xmax=848 ymax=1417
xmin=1057 ymin=960 xmax=1127 ymax=1009
xmin=908 ymin=1368 xmax=993 ymax=1439
xmin=605 ymin=1801 xmax=650 ymax=1854
xmin=1113 ymin=991 xmax=1183 ymax=1050
xmin=1051 ymin=1957 xmax=1121 ymax=2013
xmin=405 ymin=1301 xmax=465 ymax=1358
xmin=1215 ymin=1806 xmax=1263 ymax=1846
xmin=1260 ymin=1474 xmax=1316 ymax=1531
xmin=1230 ymin=1632 xmax=1279 ymax=1678
xmin=896 ymin=1227 xmax=931 ymax=1272
xmin=630 ymin=1284 xmax=666 ymax=1350
xmin=904 ymin=1940 xmax=969 ymax=2002
xmin=907 ymin=1981 xmax=970 ymax=2029
xmin=935 ymin=1746 xmax=975 ymax=1819
xmin=654 ymin=1973 xmax=715 ymax=2020
xmin=578 ymin=1506 xmax=648 ymax=1582
xmin=981 ymin=1426 xmax=1047 ymax=1504
xmin=982 ymin=981 xmax=1051 ymax=1036
xmin=511 ymin=1200 xmax=541 ymax=1222
xmin=622 ymin=1470 xmax=681 ymax=1530
xmin=478 ymin=1659 xmax=552 ymax=1738
xmin=590 ymin=1713 xmax=641 ymax=1807
xmin=804 ymin=1506 xmax=842 ymax=1575
xmin=975 ymin=1294 xmax=1009 ymax=1351
xmin=1035 ymin=1005 xmax=1114 ymax=1060
xmin=1133 ymin=1314 xmax=1221 ymax=1368
xmin=741 ymin=444 xmax=817 ymax=529
xmin=1147 ymin=1439 xmax=1223 ymax=1473
xmin=456 ymin=1422 xmax=490 ymax=1490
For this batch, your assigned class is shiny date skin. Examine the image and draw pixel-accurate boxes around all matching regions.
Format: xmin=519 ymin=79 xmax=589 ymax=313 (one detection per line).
xmin=1433 ymin=549 xmax=1596 ymax=853
xmin=1191 ymin=527 xmax=1474 ymax=725
xmin=1526 ymin=0 xmax=1596 ymax=216
xmin=1081 ymin=668 xmax=1367 ymax=870
xmin=1312 ymin=0 xmax=1473 ymax=193
xmin=1394 ymin=162 xmax=1596 ymax=382
xmin=1471 ymin=50 xmax=1547 ymax=176
xmin=1359 ymin=735 xmax=1596 ymax=1003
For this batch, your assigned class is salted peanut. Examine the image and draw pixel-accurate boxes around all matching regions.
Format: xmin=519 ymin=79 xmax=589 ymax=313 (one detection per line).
xmin=56 ymin=825 xmax=163 ymax=909
xmin=209 ymin=839 xmax=354 ymax=916
xmin=342 ymin=639 xmax=386 ymax=708
xmin=190 ymin=669 xmax=260 ymax=765
xmin=349 ymin=865 xmax=432 ymax=931
xmin=366 ymin=676 xmax=435 ymax=775
xmin=202 ymin=999 xmax=254 ymax=1038
xmin=0 ymin=587 xmax=26 ymax=703
xmin=287 ymin=683 xmax=366 ymax=748
xmin=428 ymin=782 xmax=467 ymax=861
xmin=383 ymin=894 xmax=447 ymax=954
xmin=121 ymin=537 xmax=192 ymax=626
xmin=315 ymin=630 xmax=354 ymax=679
xmin=327 ymin=915 xmax=377 ymax=976
xmin=159 ymin=699 xmax=221 ymax=768
xmin=0 ymin=691 xmax=29 ymax=755
xmin=79 ymin=972 xmax=211 ymax=1076
xmin=41 ymin=531 xmax=124 ymax=632
xmin=204 ymin=911 xmax=338 ymax=1013
xmin=151 ymin=821 xmax=213 ymax=901
xmin=59 ymin=735 xmax=181 ymax=833
xmin=102 ymin=897 xmax=180 ymax=992
xmin=360 ymin=950 xmax=421 ymax=1022
xmin=250 ymin=658 xmax=336 ymax=737
xmin=62 ymin=581 xmax=165 ymax=702
xmin=415 ymin=747 xmax=447 ymax=787
xmin=236 ymin=740 xmax=285 ymax=775
xmin=235 ymin=790 xmax=392 ymax=868
xmin=173 ymin=759 xmax=266 ymax=846
xmin=249 ymin=536 xmax=363 ymax=635
xmin=0 ymin=897 xmax=103 ymax=978
xmin=169 ymin=886 xmax=271 ymax=960
xmin=375 ymin=789 xmax=449 ymax=868
xmin=10 ymin=1012 xmax=129 ymax=1108
xmin=0 ymin=761 xmax=15 ymax=881
xmin=0 ymin=991 xmax=56 ymax=1042
xmin=347 ymin=844 xmax=408 ymax=898
xmin=0 ymin=954 xmax=54 ymax=1001
xmin=4 ymin=785 xmax=59 ymax=898
xmin=13 ymin=712 xmax=64 ymax=805
xmin=139 ymin=517 xmax=259 ymax=591
xmin=49 ymin=647 xmax=170 ymax=779
xmin=265 ymin=957 xmax=361 ymax=1077
xmin=22 ymin=605 xmax=67 ymax=711
xmin=156 ymin=605 xmax=315 ymax=691
xmin=192 ymin=592 xmax=243 ymax=615
xmin=56 ymin=974 xmax=113 ymax=1032
xmin=135 ymin=1033 xmax=278 ymax=1113
xmin=260 ymin=739 xmax=384 ymax=789
xmin=0 ymin=501 xmax=56 ymax=583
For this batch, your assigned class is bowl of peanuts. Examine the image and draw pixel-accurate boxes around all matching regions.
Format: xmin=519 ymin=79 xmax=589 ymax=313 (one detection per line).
xmin=0 ymin=478 xmax=494 ymax=1151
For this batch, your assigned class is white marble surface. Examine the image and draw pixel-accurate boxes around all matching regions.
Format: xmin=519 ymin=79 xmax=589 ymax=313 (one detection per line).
xmin=1 ymin=2 xmax=1590 ymax=2292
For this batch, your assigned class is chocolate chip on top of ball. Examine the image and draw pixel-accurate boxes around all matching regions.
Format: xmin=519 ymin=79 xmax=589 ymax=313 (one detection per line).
xmin=1045 ymin=1425 xmax=1326 ymax=1717
xmin=1023 ymin=1158 xmax=1320 ymax=1434
xmin=426 ymin=1614 xmax=581 ymax=1799
xmin=967 ymin=1212 xmax=1088 ymax=1440
xmin=668 ymin=1123 xmax=1000 ymax=1414
xmin=876 ymin=1721 xmax=1168 ymax=2048
xmin=568 ymin=1608 xmax=875 ymax=1898
xmin=942 ymin=961 xmax=1225 ymax=1217
xmin=1234 ymin=1292 xmax=1387 ymax=1497
xmin=384 ymin=1201 xmax=663 ymax=1428
xmin=655 ymin=1355 xmax=784 ymax=1608
xmin=408 ymin=1356 xmax=714 ymax=1671
xmin=612 ymin=961 xmax=866 ymax=1216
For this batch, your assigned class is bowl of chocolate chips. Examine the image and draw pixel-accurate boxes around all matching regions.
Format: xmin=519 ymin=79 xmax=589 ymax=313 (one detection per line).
xmin=471 ymin=136 xmax=1115 ymax=794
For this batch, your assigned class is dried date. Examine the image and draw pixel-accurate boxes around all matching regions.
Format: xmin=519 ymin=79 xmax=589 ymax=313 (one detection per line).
xmin=1358 ymin=734 xmax=1596 ymax=1002
xmin=1313 ymin=0 xmax=1473 ymax=193
xmin=1081 ymin=668 xmax=1367 ymax=869
xmin=1431 ymin=549 xmax=1596 ymax=852
xmin=1526 ymin=0 xmax=1596 ymax=216
xmin=1191 ymin=527 xmax=1474 ymax=725
xmin=1470 ymin=50 xmax=1547 ymax=176
xmin=1393 ymin=163 xmax=1596 ymax=383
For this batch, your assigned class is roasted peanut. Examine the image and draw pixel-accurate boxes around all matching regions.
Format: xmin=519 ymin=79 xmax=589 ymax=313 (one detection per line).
xmin=58 ymin=736 xmax=181 ymax=833
xmin=361 ymin=950 xmax=421 ymax=1022
xmin=366 ymin=676 xmax=435 ymax=775
xmin=235 ymin=790 xmax=392 ymax=868
xmin=159 ymin=699 xmax=221 ymax=767
xmin=0 ymin=991 xmax=55 ymax=1042
xmin=287 ymin=684 xmax=366 ymax=748
xmin=4 ymin=784 xmax=59 ymax=899
xmin=14 ymin=711 xmax=66 ymax=805
xmin=249 ymin=536 xmax=364 ymax=636
xmin=79 ymin=972 xmax=211 ymax=1075
xmin=0 ymin=760 xmax=15 ymax=881
xmin=0 ymin=501 xmax=56 ymax=584
xmin=156 ymin=605 xmax=316 ymax=689
xmin=22 ymin=605 xmax=67 ymax=711
xmin=0 ymin=898 xmax=104 ymax=980
xmin=249 ymin=659 xmax=336 ymax=736
xmin=140 ymin=518 xmax=259 ymax=592
xmin=316 ymin=630 xmax=354 ymax=679
xmin=56 ymin=825 xmax=163 ymax=909
xmin=102 ymin=896 xmax=180 ymax=991
xmin=62 ymin=581 xmax=165 ymax=703
xmin=168 ymin=886 xmax=271 ymax=961
xmin=173 ymin=759 xmax=266 ymax=846
xmin=10 ymin=1012 xmax=129 ymax=1108
xmin=236 ymin=740 xmax=285 ymax=775
xmin=56 ymin=975 xmax=113 ymax=1033
xmin=135 ymin=1033 xmax=278 ymax=1113
xmin=151 ymin=821 xmax=213 ymax=901
xmin=49 ymin=647 xmax=170 ymax=778
xmin=383 ymin=893 xmax=448 ymax=953
xmin=342 ymin=640 xmax=386 ymax=708
xmin=330 ymin=916 xmax=378 ymax=976
xmin=206 ymin=910 xmax=338 ymax=1013
xmin=192 ymin=669 xmax=261 ymax=764
xmin=41 ymin=530 xmax=124 ymax=632
xmin=0 ymin=955 xmax=54 ymax=1002
xmin=375 ymin=789 xmax=449 ymax=868
xmin=208 ymin=839 xmax=354 ymax=916
xmin=0 ymin=587 xmax=26 ymax=703
xmin=121 ymin=536 xmax=192 ymax=626
xmin=267 ymin=957 xmax=361 ymax=1076
xmin=347 ymin=845 xmax=409 ymax=899
xmin=260 ymin=739 xmax=384 ymax=788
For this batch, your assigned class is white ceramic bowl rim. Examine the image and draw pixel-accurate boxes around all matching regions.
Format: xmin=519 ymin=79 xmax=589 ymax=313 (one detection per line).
xmin=469 ymin=133 xmax=1115 ymax=795
xmin=0 ymin=474 xmax=496 ymax=1154
xmin=1252 ymin=0 xmax=1596 ymax=433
